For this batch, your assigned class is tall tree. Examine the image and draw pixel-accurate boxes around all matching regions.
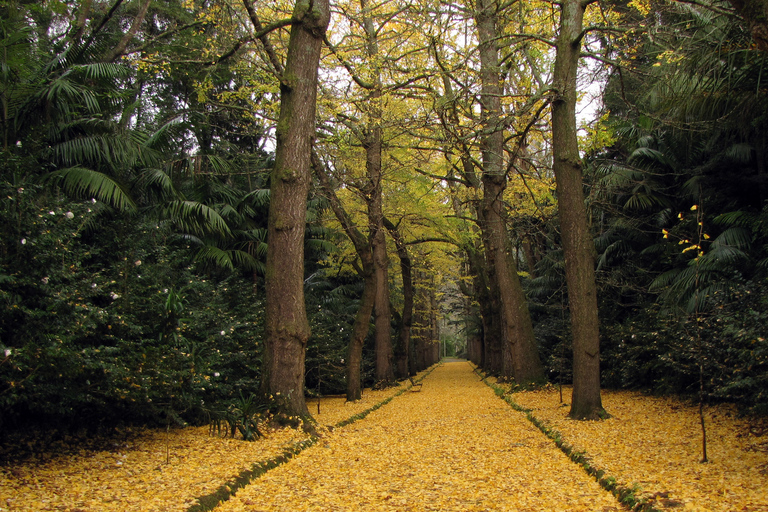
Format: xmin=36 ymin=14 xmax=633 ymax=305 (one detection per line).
xmin=474 ymin=0 xmax=545 ymax=384
xmin=261 ymin=0 xmax=330 ymax=417
xmin=551 ymin=0 xmax=606 ymax=419
xmin=314 ymin=155 xmax=376 ymax=401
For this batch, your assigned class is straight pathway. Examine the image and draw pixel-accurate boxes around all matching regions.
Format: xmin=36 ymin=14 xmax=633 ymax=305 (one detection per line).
xmin=216 ymin=362 xmax=622 ymax=511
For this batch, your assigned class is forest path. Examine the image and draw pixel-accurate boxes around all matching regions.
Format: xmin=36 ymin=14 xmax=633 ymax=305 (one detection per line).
xmin=215 ymin=361 xmax=621 ymax=511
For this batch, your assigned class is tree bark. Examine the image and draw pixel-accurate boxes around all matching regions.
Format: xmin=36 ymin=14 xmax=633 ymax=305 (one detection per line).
xmin=360 ymin=0 xmax=395 ymax=386
xmin=384 ymin=217 xmax=413 ymax=379
xmin=105 ymin=0 xmax=152 ymax=62
xmin=313 ymin=154 xmax=375 ymax=401
xmin=475 ymin=0 xmax=544 ymax=384
xmin=552 ymin=0 xmax=606 ymax=420
xmin=346 ymin=260 xmax=376 ymax=400
xmin=262 ymin=0 xmax=330 ymax=418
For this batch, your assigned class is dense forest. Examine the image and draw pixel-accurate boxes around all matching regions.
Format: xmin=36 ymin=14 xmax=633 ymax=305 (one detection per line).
xmin=1 ymin=0 xmax=767 ymax=436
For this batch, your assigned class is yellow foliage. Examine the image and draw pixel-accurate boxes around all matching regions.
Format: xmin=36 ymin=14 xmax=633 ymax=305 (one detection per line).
xmin=4 ymin=365 xmax=765 ymax=511
xmin=515 ymin=386 xmax=768 ymax=511
xmin=218 ymin=363 xmax=620 ymax=511
xmin=628 ymin=0 xmax=651 ymax=16
xmin=0 ymin=385 xmax=407 ymax=511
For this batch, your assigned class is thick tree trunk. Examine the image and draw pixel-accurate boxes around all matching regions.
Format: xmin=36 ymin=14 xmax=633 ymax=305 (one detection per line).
xmin=412 ymin=269 xmax=430 ymax=371
xmin=358 ymin=0 xmax=395 ymax=386
xmin=369 ymin=147 xmax=395 ymax=385
xmin=262 ymin=0 xmax=330 ymax=418
xmin=552 ymin=0 xmax=606 ymax=420
xmin=475 ymin=0 xmax=544 ymax=384
xmin=429 ymin=277 xmax=440 ymax=364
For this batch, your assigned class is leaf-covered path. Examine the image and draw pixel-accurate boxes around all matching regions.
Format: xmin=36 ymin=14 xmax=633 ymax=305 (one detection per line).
xmin=217 ymin=362 xmax=621 ymax=511
xmin=3 ymin=361 xmax=767 ymax=511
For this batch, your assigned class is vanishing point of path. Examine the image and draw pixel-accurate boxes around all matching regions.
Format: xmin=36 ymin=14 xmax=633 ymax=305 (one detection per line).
xmin=216 ymin=362 xmax=622 ymax=511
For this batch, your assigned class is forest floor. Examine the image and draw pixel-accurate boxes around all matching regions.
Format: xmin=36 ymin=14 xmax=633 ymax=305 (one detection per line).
xmin=1 ymin=361 xmax=767 ymax=512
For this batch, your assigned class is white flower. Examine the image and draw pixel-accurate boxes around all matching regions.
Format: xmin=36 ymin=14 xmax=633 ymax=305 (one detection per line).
xmin=41 ymin=277 xmax=49 ymax=284
xmin=163 ymin=288 xmax=168 ymax=293
xmin=65 ymin=211 xmax=74 ymax=219
xmin=5 ymin=349 xmax=12 ymax=357
xmin=91 ymin=283 xmax=97 ymax=288
xmin=110 ymin=292 xmax=120 ymax=300
xmin=213 ymin=372 xmax=220 ymax=377
xmin=134 ymin=260 xmax=141 ymax=266
xmin=91 ymin=198 xmax=97 ymax=203
xmin=49 ymin=211 xmax=55 ymax=215
xmin=17 ymin=187 xmax=23 ymax=193
xmin=21 ymin=239 xmax=26 ymax=245
xmin=220 ymin=330 xmax=226 ymax=336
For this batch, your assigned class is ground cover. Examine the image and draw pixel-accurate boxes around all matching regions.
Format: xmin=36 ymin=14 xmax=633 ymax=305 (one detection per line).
xmin=0 ymin=383 xmax=407 ymax=512
xmin=215 ymin=362 xmax=622 ymax=511
xmin=510 ymin=384 xmax=768 ymax=511
xmin=3 ymin=363 xmax=767 ymax=511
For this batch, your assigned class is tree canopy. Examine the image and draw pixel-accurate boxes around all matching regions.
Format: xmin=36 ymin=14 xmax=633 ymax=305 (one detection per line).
xmin=2 ymin=0 xmax=768 ymax=436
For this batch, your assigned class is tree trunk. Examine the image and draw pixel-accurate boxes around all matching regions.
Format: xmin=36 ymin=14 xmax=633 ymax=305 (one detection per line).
xmin=475 ymin=0 xmax=544 ymax=384
xmin=346 ymin=259 xmax=376 ymax=401
xmin=384 ymin=217 xmax=413 ymax=379
xmin=262 ymin=0 xmax=330 ymax=418
xmin=105 ymin=0 xmax=152 ymax=62
xmin=552 ymin=0 xmax=606 ymax=420
xmin=358 ymin=0 xmax=395 ymax=386
xmin=369 ymin=142 xmax=395 ymax=385
xmin=313 ymin=154 xmax=375 ymax=401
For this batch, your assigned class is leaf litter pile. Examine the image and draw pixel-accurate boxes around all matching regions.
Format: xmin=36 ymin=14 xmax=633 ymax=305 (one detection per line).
xmin=0 ymin=362 xmax=766 ymax=511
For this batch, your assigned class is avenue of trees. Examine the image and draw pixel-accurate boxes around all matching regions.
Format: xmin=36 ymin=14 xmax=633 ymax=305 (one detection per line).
xmin=2 ymin=0 xmax=768 ymax=435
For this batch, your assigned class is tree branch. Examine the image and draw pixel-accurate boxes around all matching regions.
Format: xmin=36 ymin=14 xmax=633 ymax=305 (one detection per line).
xmin=242 ymin=0 xmax=286 ymax=76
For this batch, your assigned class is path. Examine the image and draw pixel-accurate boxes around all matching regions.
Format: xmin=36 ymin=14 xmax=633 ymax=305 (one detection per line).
xmin=216 ymin=362 xmax=621 ymax=511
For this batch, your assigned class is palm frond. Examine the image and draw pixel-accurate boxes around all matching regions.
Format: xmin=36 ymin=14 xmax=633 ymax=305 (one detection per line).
xmin=195 ymin=245 xmax=264 ymax=273
xmin=711 ymin=226 xmax=751 ymax=250
xmin=241 ymin=188 xmax=271 ymax=207
xmin=164 ymin=200 xmax=232 ymax=238
xmin=136 ymin=168 xmax=184 ymax=201
xmin=649 ymin=267 xmax=683 ymax=291
xmin=72 ymin=62 xmax=130 ymax=81
xmin=45 ymin=167 xmax=135 ymax=211
xmin=627 ymin=147 xmax=671 ymax=169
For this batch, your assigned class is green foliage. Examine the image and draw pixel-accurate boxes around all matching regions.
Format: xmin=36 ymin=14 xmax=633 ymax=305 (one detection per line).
xmin=601 ymin=279 xmax=768 ymax=414
xmin=0 ymin=187 xmax=266 ymax=433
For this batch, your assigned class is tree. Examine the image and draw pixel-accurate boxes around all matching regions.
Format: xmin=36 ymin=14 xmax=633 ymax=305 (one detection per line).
xmin=261 ymin=0 xmax=330 ymax=418
xmin=314 ymin=155 xmax=376 ymax=401
xmin=474 ymin=0 xmax=545 ymax=384
xmin=551 ymin=0 xmax=606 ymax=420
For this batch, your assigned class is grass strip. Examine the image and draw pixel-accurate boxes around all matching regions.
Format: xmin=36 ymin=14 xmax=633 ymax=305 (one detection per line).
xmin=188 ymin=436 xmax=318 ymax=512
xmin=188 ymin=365 xmax=437 ymax=512
xmin=477 ymin=368 xmax=662 ymax=512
